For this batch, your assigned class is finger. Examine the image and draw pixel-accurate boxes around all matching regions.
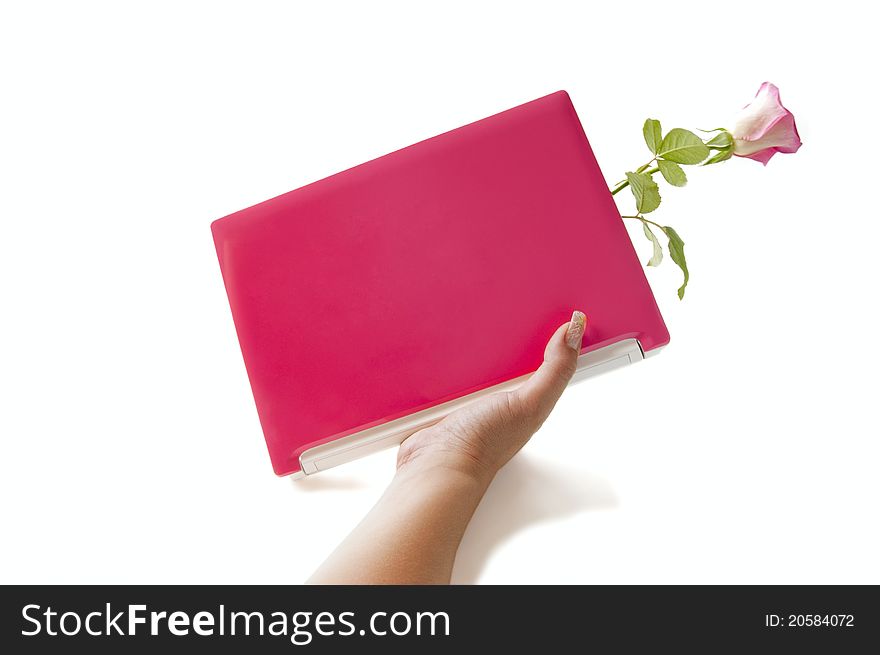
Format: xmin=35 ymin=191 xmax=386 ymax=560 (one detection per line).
xmin=513 ymin=311 xmax=586 ymax=420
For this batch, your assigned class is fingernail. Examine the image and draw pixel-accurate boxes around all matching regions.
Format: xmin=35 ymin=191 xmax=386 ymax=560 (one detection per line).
xmin=565 ymin=311 xmax=586 ymax=351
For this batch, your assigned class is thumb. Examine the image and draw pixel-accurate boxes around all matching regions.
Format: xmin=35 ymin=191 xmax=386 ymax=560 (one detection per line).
xmin=513 ymin=311 xmax=586 ymax=421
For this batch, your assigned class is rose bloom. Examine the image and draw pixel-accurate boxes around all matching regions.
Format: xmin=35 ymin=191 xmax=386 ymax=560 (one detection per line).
xmin=731 ymin=82 xmax=802 ymax=165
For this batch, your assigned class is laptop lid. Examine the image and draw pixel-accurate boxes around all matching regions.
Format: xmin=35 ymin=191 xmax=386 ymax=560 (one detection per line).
xmin=212 ymin=91 xmax=669 ymax=476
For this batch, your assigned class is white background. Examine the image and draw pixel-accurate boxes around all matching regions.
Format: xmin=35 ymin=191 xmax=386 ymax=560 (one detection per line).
xmin=1 ymin=1 xmax=877 ymax=584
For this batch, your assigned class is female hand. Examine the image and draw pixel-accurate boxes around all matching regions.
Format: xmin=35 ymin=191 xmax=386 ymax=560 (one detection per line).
xmin=397 ymin=310 xmax=587 ymax=484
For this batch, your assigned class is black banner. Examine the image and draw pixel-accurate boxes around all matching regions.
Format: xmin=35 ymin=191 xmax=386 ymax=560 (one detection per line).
xmin=1 ymin=585 xmax=876 ymax=652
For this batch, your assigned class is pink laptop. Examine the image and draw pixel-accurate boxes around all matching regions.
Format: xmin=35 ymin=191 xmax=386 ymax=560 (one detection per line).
xmin=212 ymin=91 xmax=669 ymax=478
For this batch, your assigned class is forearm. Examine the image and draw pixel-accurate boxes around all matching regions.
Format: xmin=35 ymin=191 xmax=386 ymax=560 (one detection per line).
xmin=307 ymin=460 xmax=491 ymax=584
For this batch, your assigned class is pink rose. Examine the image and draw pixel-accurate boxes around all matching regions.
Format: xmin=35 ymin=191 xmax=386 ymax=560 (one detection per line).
xmin=730 ymin=82 xmax=802 ymax=165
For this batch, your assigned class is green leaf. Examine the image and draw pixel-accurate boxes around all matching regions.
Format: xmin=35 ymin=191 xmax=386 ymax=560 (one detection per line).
xmin=706 ymin=130 xmax=733 ymax=149
xmin=658 ymin=159 xmax=687 ymax=187
xmin=642 ymin=222 xmax=663 ymax=266
xmin=626 ymin=171 xmax=661 ymax=214
xmin=643 ymin=118 xmax=662 ymax=155
xmin=658 ymin=128 xmax=710 ymax=165
xmin=702 ymin=148 xmax=734 ymax=166
xmin=664 ymin=225 xmax=689 ymax=299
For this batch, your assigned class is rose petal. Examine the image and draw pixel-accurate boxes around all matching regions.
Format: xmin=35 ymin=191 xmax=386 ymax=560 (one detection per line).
xmin=734 ymin=113 xmax=802 ymax=165
xmin=736 ymin=148 xmax=778 ymax=165
xmin=732 ymin=83 xmax=788 ymax=139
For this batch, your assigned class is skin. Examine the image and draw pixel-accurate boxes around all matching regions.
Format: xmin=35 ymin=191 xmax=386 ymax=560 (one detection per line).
xmin=308 ymin=315 xmax=585 ymax=584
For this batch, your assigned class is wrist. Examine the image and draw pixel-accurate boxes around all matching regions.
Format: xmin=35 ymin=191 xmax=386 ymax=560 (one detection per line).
xmin=394 ymin=446 xmax=496 ymax=493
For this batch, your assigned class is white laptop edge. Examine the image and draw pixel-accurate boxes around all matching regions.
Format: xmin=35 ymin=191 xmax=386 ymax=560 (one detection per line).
xmin=288 ymin=338 xmax=660 ymax=480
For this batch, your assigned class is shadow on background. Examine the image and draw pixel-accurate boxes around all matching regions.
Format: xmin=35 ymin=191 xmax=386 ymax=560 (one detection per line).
xmin=451 ymin=454 xmax=618 ymax=583
xmin=290 ymin=474 xmax=369 ymax=493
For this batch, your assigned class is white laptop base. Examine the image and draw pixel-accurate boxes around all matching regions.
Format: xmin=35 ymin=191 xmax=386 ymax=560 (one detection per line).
xmin=290 ymin=338 xmax=655 ymax=479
